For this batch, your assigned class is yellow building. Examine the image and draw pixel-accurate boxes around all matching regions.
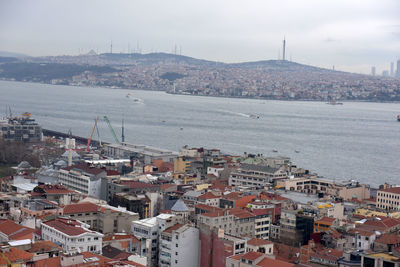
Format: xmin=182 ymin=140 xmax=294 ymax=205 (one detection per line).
xmin=355 ymin=208 xmax=400 ymax=218
xmin=174 ymin=157 xmax=191 ymax=173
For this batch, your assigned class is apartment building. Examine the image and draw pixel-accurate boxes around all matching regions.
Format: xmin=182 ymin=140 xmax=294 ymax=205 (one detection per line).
xmin=58 ymin=164 xmax=106 ymax=199
xmin=377 ymin=187 xmax=400 ymax=210
xmin=229 ymin=163 xmax=288 ymax=188
xmin=63 ymin=202 xmax=139 ymax=234
xmin=131 ymin=214 xmax=177 ymax=267
xmin=41 ymin=218 xmax=103 ymax=254
xmin=159 ymin=224 xmax=199 ymax=267
xmin=198 ymin=208 xmax=256 ymax=237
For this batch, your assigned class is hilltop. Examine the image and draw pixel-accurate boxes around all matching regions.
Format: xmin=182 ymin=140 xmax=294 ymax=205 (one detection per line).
xmin=0 ymin=52 xmax=399 ymax=101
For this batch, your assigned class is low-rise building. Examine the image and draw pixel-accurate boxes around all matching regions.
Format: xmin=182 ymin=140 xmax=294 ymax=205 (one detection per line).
xmin=41 ymin=218 xmax=103 ymax=254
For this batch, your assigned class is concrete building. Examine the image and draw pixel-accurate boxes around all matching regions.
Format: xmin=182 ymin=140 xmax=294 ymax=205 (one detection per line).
xmin=280 ymin=210 xmax=314 ymax=246
xmin=377 ymin=187 xmax=400 ymax=210
xmin=58 ymin=164 xmax=106 ymax=199
xmin=197 ymin=208 xmax=256 ymax=237
xmin=277 ymin=178 xmax=370 ymax=201
xmin=159 ymin=224 xmax=199 ymax=267
xmin=131 ymin=213 xmax=177 ymax=267
xmin=0 ymin=113 xmax=42 ymax=142
xmin=229 ymin=163 xmax=288 ymax=188
xmin=41 ymin=218 xmax=103 ymax=254
xmin=62 ymin=202 xmax=139 ymax=234
xmin=105 ymin=142 xmax=178 ymax=164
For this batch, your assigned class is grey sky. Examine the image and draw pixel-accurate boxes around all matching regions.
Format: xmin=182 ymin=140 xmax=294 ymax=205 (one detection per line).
xmin=1 ymin=0 xmax=399 ymax=74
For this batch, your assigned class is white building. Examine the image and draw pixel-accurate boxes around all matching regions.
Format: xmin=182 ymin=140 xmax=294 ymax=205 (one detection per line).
xmin=41 ymin=218 xmax=103 ymax=254
xmin=131 ymin=214 xmax=177 ymax=267
xmin=58 ymin=164 xmax=106 ymax=199
xmin=159 ymin=224 xmax=199 ymax=267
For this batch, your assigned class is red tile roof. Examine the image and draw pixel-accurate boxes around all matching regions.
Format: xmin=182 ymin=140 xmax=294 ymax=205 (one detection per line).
xmin=42 ymin=218 xmax=90 ymax=236
xmin=247 ymin=238 xmax=273 ymax=246
xmin=103 ymin=233 xmax=139 ymax=243
xmin=63 ymin=202 xmax=99 ymax=214
xmin=164 ymin=223 xmax=184 ymax=233
xmin=0 ymin=219 xmax=34 ymax=241
xmin=121 ymin=180 xmax=159 ymax=189
xmin=257 ymin=257 xmax=295 ymax=267
xmin=27 ymin=240 xmax=62 ymax=253
xmin=315 ymin=217 xmax=336 ymax=224
xmin=242 ymin=251 xmax=264 ymax=261
xmin=3 ymin=247 xmax=33 ymax=263
xmin=198 ymin=192 xmax=219 ymax=200
xmin=379 ymin=187 xmax=400 ymax=194
xmin=375 ymin=233 xmax=400 ymax=244
xmin=62 ymin=163 xmax=106 ymax=175
xmin=33 ymin=256 xmax=61 ymax=267
xmin=229 ymin=208 xmax=256 ymax=219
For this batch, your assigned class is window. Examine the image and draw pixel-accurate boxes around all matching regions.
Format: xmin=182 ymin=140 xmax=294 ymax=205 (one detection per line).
xmin=176 ymin=244 xmax=178 ymax=248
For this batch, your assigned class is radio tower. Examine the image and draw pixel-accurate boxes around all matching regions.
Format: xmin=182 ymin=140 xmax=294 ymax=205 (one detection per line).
xmin=282 ymin=37 xmax=286 ymax=61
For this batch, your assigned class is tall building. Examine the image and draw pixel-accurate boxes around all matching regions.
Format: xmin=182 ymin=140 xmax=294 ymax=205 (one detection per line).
xmin=371 ymin=66 xmax=376 ymax=76
xmin=390 ymin=62 xmax=394 ymax=76
xmin=397 ymin=60 xmax=400 ymax=77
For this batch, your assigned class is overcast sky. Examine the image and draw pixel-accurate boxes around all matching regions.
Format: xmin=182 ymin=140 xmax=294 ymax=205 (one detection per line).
xmin=1 ymin=0 xmax=399 ymax=74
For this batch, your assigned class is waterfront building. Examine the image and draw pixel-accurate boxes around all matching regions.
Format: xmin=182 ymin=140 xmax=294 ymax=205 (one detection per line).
xmin=105 ymin=142 xmax=178 ymax=165
xmin=0 ymin=112 xmax=42 ymax=142
xmin=229 ymin=163 xmax=288 ymax=188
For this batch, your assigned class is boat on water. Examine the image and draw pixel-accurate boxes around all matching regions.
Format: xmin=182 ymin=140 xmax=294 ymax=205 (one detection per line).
xmin=249 ymin=114 xmax=260 ymax=119
xmin=326 ymin=101 xmax=343 ymax=105
xmin=295 ymin=150 xmax=300 ymax=153
xmin=272 ymin=149 xmax=278 ymax=152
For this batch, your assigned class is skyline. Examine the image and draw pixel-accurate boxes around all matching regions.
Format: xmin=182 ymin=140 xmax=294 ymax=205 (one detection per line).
xmin=1 ymin=0 xmax=400 ymax=74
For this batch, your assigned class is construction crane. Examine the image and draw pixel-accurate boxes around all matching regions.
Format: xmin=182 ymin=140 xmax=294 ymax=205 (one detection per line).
xmin=87 ymin=116 xmax=99 ymax=152
xmin=103 ymin=115 xmax=120 ymax=144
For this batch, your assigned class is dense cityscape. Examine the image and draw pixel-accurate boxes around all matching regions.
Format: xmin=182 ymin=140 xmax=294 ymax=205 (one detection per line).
xmin=1 ymin=53 xmax=400 ymax=101
xmin=1 ymin=113 xmax=400 ymax=267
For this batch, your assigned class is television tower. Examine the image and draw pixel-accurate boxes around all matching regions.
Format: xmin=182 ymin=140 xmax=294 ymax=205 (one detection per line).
xmin=282 ymin=37 xmax=286 ymax=61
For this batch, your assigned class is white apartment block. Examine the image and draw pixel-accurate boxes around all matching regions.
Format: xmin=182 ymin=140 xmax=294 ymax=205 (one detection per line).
xmin=159 ymin=224 xmax=199 ymax=267
xmin=41 ymin=218 xmax=103 ymax=254
xmin=58 ymin=164 xmax=106 ymax=198
xmin=131 ymin=214 xmax=177 ymax=267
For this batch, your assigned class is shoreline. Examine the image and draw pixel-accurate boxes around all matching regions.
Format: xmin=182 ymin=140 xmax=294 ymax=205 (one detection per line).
xmin=1 ymin=79 xmax=400 ymax=104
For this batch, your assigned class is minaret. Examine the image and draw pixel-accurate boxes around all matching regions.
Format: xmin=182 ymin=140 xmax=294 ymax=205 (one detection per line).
xmin=282 ymin=37 xmax=286 ymax=61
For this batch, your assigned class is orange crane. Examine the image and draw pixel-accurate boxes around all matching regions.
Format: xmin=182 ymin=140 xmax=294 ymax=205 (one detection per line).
xmin=87 ymin=116 xmax=99 ymax=152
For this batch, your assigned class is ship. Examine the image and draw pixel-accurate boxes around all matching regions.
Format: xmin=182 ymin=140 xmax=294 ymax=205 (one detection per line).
xmin=326 ymin=101 xmax=343 ymax=105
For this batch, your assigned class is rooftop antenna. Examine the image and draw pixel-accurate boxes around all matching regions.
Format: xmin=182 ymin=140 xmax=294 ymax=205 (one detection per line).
xmin=121 ymin=115 xmax=125 ymax=143
xmin=282 ymin=36 xmax=286 ymax=61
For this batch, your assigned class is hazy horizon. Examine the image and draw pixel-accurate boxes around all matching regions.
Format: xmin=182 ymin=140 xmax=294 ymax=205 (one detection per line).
xmin=1 ymin=0 xmax=399 ymax=74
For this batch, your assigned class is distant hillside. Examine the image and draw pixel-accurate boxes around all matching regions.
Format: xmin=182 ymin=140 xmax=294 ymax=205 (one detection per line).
xmin=0 ymin=52 xmax=399 ymax=101
xmin=0 ymin=62 xmax=118 ymax=82
xmin=0 ymin=51 xmax=30 ymax=58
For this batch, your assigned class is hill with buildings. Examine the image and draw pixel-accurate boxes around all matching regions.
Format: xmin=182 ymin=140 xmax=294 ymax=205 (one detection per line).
xmin=0 ymin=52 xmax=399 ymax=101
